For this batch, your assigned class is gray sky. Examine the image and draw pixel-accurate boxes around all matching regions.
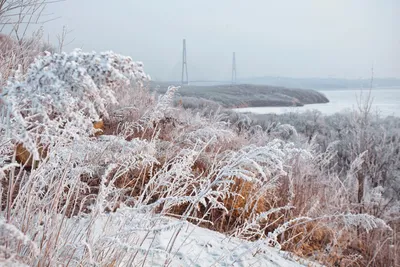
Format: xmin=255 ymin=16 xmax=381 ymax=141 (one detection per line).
xmin=41 ymin=0 xmax=399 ymax=81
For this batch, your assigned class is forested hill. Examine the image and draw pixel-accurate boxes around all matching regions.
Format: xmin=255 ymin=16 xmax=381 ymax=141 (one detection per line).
xmin=150 ymin=83 xmax=329 ymax=108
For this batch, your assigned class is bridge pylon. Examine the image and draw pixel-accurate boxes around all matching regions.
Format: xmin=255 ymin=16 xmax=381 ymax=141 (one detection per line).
xmin=181 ymin=39 xmax=189 ymax=85
xmin=231 ymin=52 xmax=237 ymax=85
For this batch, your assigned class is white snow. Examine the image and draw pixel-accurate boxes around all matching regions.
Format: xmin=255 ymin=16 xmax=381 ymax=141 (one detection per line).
xmin=64 ymin=207 xmax=316 ymax=267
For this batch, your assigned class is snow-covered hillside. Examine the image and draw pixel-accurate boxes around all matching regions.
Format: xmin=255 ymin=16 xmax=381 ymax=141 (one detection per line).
xmin=66 ymin=207 xmax=311 ymax=267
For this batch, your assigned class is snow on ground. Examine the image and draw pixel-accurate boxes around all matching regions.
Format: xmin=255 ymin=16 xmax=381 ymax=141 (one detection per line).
xmin=66 ymin=207 xmax=316 ymax=267
xmin=145 ymin=220 xmax=307 ymax=267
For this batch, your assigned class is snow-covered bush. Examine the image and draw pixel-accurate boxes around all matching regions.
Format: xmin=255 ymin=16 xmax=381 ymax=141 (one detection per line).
xmin=1 ymin=49 xmax=149 ymax=160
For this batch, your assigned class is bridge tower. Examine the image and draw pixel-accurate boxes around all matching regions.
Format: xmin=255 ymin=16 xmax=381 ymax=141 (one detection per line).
xmin=231 ymin=52 xmax=237 ymax=85
xmin=181 ymin=39 xmax=189 ymax=85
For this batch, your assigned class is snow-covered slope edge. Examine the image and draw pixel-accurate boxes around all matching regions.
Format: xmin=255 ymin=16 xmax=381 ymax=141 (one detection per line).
xmin=66 ymin=207 xmax=315 ymax=267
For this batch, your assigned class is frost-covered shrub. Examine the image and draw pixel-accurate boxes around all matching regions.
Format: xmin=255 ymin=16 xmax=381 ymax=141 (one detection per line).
xmin=140 ymin=86 xmax=178 ymax=126
xmin=1 ymin=49 xmax=149 ymax=159
xmin=0 ymin=31 xmax=58 ymax=87
xmin=177 ymin=113 xmax=235 ymax=147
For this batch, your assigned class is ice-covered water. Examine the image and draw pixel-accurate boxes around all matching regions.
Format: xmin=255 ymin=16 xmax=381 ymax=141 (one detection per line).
xmin=236 ymin=88 xmax=400 ymax=117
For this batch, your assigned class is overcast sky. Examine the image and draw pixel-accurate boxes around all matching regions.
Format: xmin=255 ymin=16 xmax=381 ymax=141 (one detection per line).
xmin=41 ymin=0 xmax=399 ymax=81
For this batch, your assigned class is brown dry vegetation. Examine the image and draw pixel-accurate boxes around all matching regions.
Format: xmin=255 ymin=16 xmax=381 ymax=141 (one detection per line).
xmin=88 ymin=116 xmax=400 ymax=266
xmin=3 ymin=97 xmax=398 ymax=266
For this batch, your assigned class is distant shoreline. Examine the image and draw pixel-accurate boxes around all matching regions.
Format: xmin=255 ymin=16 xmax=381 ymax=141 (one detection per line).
xmin=150 ymin=82 xmax=329 ymax=108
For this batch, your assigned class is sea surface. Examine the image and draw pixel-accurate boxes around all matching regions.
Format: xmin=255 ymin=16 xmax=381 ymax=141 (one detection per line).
xmin=235 ymin=88 xmax=400 ymax=117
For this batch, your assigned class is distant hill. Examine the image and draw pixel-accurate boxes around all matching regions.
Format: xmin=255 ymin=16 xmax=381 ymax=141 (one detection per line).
xmin=238 ymin=77 xmax=400 ymax=90
xmin=150 ymin=82 xmax=329 ymax=108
